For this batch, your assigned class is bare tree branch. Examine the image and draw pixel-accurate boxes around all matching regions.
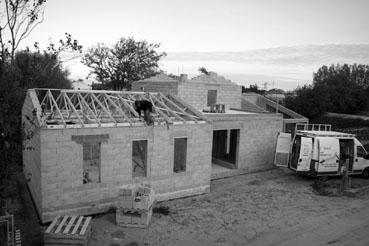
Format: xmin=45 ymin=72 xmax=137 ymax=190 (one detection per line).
xmin=1 ymin=0 xmax=46 ymax=63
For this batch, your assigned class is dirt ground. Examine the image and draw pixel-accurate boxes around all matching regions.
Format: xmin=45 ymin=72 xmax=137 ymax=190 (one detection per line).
xmin=5 ymin=168 xmax=369 ymax=245
xmin=85 ymin=169 xmax=369 ymax=246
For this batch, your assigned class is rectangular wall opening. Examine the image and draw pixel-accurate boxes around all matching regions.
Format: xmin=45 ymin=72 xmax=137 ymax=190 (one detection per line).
xmin=173 ymin=138 xmax=187 ymax=173
xmin=207 ymin=90 xmax=217 ymax=106
xmin=83 ymin=142 xmax=101 ymax=184
xmin=132 ymin=140 xmax=148 ymax=178
xmin=212 ymin=129 xmax=239 ymax=169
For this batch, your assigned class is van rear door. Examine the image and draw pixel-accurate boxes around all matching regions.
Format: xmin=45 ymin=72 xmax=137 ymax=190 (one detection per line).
xmin=317 ymin=137 xmax=340 ymax=174
xmin=274 ymin=132 xmax=291 ymax=167
xmin=296 ymin=137 xmax=312 ymax=172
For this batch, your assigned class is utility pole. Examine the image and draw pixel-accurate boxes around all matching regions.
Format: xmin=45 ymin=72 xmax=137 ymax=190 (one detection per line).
xmin=274 ymin=81 xmax=279 ymax=114
xmin=262 ymin=82 xmax=268 ymax=91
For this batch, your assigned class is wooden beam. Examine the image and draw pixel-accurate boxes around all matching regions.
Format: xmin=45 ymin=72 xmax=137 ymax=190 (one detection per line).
xmin=45 ymin=216 xmax=60 ymax=233
xmin=161 ymin=95 xmax=198 ymax=122
xmin=141 ymin=94 xmax=172 ymax=124
xmin=168 ymin=94 xmax=207 ymax=121
xmin=40 ymin=90 xmax=49 ymax=106
xmin=103 ymin=93 xmax=132 ymax=123
xmin=77 ymin=93 xmax=101 ymax=125
xmin=79 ymin=217 xmax=92 ymax=235
xmin=71 ymin=216 xmax=83 ymax=235
xmin=152 ymin=96 xmax=185 ymax=122
xmin=97 ymin=94 xmax=111 ymax=115
xmin=54 ymin=216 xmax=68 ymax=234
xmin=63 ymin=92 xmax=85 ymax=126
xmin=85 ymin=93 xmax=99 ymax=116
xmin=91 ymin=93 xmax=117 ymax=124
xmin=47 ymin=90 xmax=66 ymax=126
xmin=116 ymin=94 xmax=139 ymax=117
xmin=54 ymin=91 xmax=62 ymax=105
xmin=63 ymin=216 xmax=77 ymax=234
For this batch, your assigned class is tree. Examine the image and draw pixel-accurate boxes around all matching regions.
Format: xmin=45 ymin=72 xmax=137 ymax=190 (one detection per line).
xmin=83 ymin=37 xmax=166 ymax=90
xmin=0 ymin=0 xmax=47 ymax=65
xmin=313 ymin=64 xmax=368 ymax=113
xmin=12 ymin=49 xmax=72 ymax=89
xmin=241 ymin=84 xmax=265 ymax=94
xmin=285 ymin=64 xmax=369 ymax=120
xmin=1 ymin=1 xmax=46 ymax=187
xmin=0 ymin=48 xmax=73 ymax=188
xmin=198 ymin=67 xmax=210 ymax=75
xmin=285 ymin=85 xmax=330 ymax=119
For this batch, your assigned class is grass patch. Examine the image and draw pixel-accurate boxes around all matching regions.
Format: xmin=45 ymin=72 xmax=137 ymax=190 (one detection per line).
xmin=311 ymin=176 xmax=369 ymax=197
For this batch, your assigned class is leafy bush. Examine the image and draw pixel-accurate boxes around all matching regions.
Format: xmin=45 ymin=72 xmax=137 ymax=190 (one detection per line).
xmin=0 ymin=50 xmax=72 ymax=191
xmin=285 ymin=64 xmax=369 ymax=120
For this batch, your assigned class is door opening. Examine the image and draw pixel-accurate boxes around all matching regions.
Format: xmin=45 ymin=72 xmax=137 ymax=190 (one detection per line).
xmin=212 ymin=129 xmax=239 ymax=169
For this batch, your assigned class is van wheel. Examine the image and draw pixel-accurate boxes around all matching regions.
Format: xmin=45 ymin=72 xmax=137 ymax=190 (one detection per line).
xmin=362 ymin=168 xmax=369 ymax=179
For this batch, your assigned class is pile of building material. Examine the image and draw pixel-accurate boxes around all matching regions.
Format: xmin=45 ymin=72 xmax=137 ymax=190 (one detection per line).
xmin=0 ymin=213 xmax=21 ymax=246
xmin=116 ymin=184 xmax=155 ymax=228
xmin=44 ymin=215 xmax=92 ymax=246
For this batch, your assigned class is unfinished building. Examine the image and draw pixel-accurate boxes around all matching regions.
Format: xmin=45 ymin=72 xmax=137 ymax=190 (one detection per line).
xmin=22 ymin=89 xmax=212 ymax=222
xmin=132 ymin=72 xmax=241 ymax=111
xmin=242 ymin=92 xmax=308 ymax=134
xmin=133 ymin=73 xmax=283 ymax=179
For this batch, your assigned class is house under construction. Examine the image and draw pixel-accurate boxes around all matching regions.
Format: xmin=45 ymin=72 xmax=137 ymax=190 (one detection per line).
xmin=133 ymin=73 xmax=284 ymax=179
xmin=22 ymin=89 xmax=212 ymax=222
xmin=22 ymin=72 xmax=303 ymax=223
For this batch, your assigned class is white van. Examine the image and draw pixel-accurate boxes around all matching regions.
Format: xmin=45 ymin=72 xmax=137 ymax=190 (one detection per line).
xmin=274 ymin=124 xmax=369 ymax=178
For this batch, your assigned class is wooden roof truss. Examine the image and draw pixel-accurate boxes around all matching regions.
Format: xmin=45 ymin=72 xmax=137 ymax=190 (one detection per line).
xmin=35 ymin=89 xmax=205 ymax=128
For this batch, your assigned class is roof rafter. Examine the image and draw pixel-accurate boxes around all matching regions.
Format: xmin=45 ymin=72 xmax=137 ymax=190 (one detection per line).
xmin=91 ymin=93 xmax=117 ymax=124
xmin=47 ymin=90 xmax=66 ymax=127
xmin=63 ymin=92 xmax=85 ymax=127
xmin=34 ymin=89 xmax=206 ymax=128
xmin=141 ymin=93 xmax=173 ymax=124
xmin=116 ymin=94 xmax=139 ymax=117
xmin=102 ymin=93 xmax=132 ymax=123
xmin=161 ymin=95 xmax=198 ymax=122
xmin=152 ymin=96 xmax=185 ymax=122
xmin=77 ymin=93 xmax=101 ymax=126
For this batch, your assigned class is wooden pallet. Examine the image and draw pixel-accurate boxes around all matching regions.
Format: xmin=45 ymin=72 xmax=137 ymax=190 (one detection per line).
xmin=44 ymin=216 xmax=92 ymax=246
xmin=0 ymin=214 xmax=14 ymax=246
xmin=14 ymin=228 xmax=21 ymax=246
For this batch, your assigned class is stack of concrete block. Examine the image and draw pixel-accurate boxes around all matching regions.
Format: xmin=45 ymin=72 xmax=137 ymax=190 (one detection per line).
xmin=116 ymin=184 xmax=155 ymax=228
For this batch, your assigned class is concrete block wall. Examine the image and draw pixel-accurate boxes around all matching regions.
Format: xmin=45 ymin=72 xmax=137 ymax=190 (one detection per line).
xmin=131 ymin=81 xmax=178 ymax=95
xmin=39 ymin=123 xmax=212 ymax=222
xmin=22 ymin=92 xmax=42 ymax=216
xmin=210 ymin=114 xmax=283 ymax=172
xmin=178 ymin=82 xmax=241 ymax=111
xmin=218 ymin=84 xmax=242 ymax=109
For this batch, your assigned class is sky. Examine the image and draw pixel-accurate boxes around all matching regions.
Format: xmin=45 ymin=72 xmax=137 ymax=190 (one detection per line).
xmin=17 ymin=0 xmax=369 ymax=89
xmin=23 ymin=0 xmax=369 ymax=52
